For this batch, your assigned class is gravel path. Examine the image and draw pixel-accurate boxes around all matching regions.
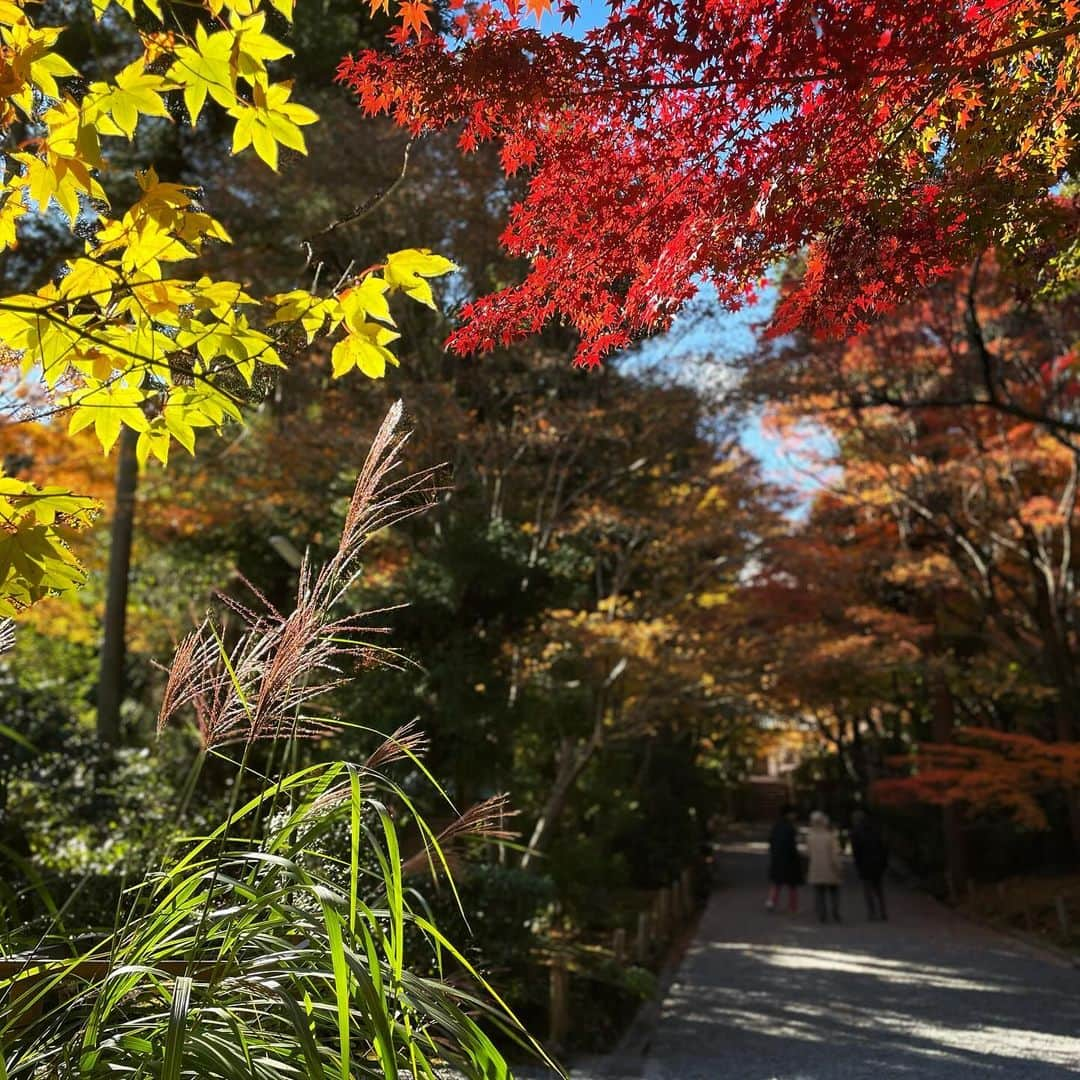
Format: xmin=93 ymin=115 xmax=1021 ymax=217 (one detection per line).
xmin=529 ymin=837 xmax=1080 ymax=1079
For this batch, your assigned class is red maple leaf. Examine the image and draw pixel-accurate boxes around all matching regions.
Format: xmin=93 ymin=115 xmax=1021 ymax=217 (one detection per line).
xmin=340 ymin=0 xmax=1072 ymax=366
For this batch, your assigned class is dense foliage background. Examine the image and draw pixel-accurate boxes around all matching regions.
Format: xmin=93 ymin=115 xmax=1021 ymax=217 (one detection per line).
xmin=2 ymin=0 xmax=1080 ymax=1062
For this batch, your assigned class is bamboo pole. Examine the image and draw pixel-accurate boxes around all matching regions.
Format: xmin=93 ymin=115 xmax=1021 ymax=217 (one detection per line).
xmin=655 ymin=888 xmax=670 ymax=939
xmin=1056 ymin=895 xmax=1071 ymax=937
xmin=613 ymin=927 xmax=627 ymax=965
xmin=635 ymin=912 xmax=649 ymax=962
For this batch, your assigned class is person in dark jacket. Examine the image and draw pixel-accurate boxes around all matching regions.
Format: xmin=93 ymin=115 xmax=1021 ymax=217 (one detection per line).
xmin=766 ymin=803 xmax=802 ymax=913
xmin=850 ymin=809 xmax=888 ymax=920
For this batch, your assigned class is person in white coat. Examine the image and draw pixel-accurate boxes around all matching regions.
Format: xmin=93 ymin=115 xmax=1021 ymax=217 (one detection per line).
xmin=807 ymin=810 xmax=842 ymax=923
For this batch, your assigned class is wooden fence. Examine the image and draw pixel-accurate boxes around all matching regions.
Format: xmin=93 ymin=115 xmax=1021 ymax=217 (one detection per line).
xmin=991 ymin=881 xmax=1076 ymax=940
xmin=547 ymin=863 xmax=700 ymax=1049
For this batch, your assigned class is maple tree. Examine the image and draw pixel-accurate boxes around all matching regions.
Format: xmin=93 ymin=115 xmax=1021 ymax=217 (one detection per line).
xmin=0 ymin=0 xmax=456 ymax=617
xmin=341 ymin=0 xmax=1079 ymax=368
xmin=739 ymin=501 xmax=928 ymax=791
xmin=876 ymin=726 xmax=1080 ymax=832
xmin=748 ymin=239 xmax=1080 ymax=438
xmin=510 ymin=435 xmax=781 ymax=866
xmin=751 ymin=254 xmax=1080 ymax=742
xmin=743 ymin=251 xmax=1080 ymax=885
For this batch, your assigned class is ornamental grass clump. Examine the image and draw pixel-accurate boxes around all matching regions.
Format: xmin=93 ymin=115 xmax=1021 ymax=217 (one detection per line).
xmin=156 ymin=400 xmax=434 ymax=751
xmin=0 ymin=404 xmax=557 ymax=1080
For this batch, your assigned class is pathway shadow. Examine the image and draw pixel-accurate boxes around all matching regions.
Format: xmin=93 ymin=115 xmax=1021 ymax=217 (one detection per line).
xmin=644 ymin=843 xmax=1080 ymax=1079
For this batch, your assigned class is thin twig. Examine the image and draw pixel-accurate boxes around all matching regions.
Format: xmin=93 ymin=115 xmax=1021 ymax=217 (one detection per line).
xmin=306 ymin=140 xmax=413 ymax=242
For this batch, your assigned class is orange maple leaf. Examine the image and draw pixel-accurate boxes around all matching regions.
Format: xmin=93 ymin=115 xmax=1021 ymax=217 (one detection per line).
xmin=398 ymin=0 xmax=432 ymax=36
xmin=525 ymin=0 xmax=552 ymax=20
xmin=368 ymin=0 xmax=390 ymax=14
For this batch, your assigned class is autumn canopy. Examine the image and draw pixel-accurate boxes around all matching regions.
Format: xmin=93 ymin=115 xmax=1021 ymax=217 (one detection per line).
xmin=341 ymin=0 xmax=1078 ymax=365
xmin=3 ymin=0 xmax=1080 ymax=1066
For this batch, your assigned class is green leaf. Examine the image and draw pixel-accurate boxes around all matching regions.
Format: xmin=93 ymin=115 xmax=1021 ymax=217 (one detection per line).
xmin=0 ymin=523 xmax=88 ymax=615
xmin=320 ymin=902 xmax=351 ymax=1080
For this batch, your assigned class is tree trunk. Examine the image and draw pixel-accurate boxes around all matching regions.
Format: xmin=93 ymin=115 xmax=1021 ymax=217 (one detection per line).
xmin=97 ymin=425 xmax=139 ymax=746
xmin=930 ymin=667 xmax=968 ymax=900
xmin=1051 ymin=698 xmax=1080 ymax=858
xmin=521 ymin=736 xmax=595 ymax=869
xmin=1025 ymin=541 xmax=1080 ymax=857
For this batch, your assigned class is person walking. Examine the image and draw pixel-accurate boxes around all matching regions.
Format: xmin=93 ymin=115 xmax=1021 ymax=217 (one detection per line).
xmin=850 ymin=808 xmax=889 ymax=920
xmin=766 ymin=803 xmax=802 ymax=913
xmin=807 ymin=810 xmax=842 ymax=923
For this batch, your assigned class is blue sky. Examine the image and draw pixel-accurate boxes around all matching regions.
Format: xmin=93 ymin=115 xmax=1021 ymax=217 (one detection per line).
xmin=528 ymin=0 xmax=834 ymax=504
xmin=627 ymin=291 xmax=831 ymax=504
xmin=558 ymin=0 xmax=610 ymax=34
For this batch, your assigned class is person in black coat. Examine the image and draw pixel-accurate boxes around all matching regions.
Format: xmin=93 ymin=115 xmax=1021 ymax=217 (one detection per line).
xmin=850 ymin=809 xmax=889 ymax=920
xmin=766 ymin=803 xmax=802 ymax=913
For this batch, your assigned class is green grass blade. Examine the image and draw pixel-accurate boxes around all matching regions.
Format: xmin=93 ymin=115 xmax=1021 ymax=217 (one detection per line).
xmin=0 ymin=722 xmax=34 ymax=752
xmin=413 ymin=915 xmax=561 ymax=1074
xmin=273 ymin=987 xmax=324 ymax=1079
xmin=320 ymin=901 xmax=351 ymax=1080
xmin=375 ymin=802 xmax=404 ymax=984
xmin=340 ymin=947 xmax=398 ymax=1080
xmin=349 ymin=769 xmax=361 ymax=938
xmin=163 ymin=975 xmax=193 ymax=1080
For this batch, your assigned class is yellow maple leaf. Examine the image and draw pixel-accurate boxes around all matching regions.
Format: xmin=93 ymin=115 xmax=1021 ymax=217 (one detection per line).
xmin=166 ymin=22 xmax=236 ymax=125
xmin=384 ymin=248 xmax=457 ymax=308
xmin=340 ymin=276 xmax=393 ymax=331
xmin=66 ymin=380 xmax=150 ymax=454
xmin=136 ymin=420 xmax=172 ymax=467
xmin=0 ymin=0 xmax=27 ymax=27
xmin=86 ymin=58 xmax=173 ymax=140
xmin=229 ymin=13 xmax=293 ymax=81
xmin=269 ymin=290 xmax=343 ymax=342
xmin=6 ymin=23 xmax=78 ymax=110
xmin=228 ymin=79 xmax=317 ymax=171
xmin=0 ymin=184 xmax=27 ymax=249
xmin=96 ymin=217 xmax=196 ymax=277
xmin=331 ymin=322 xmax=401 ymax=379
